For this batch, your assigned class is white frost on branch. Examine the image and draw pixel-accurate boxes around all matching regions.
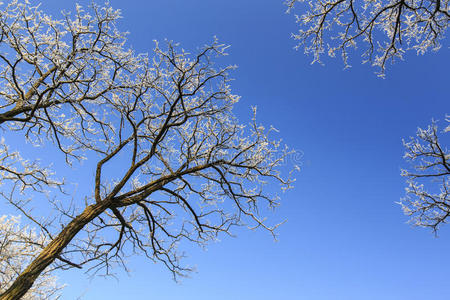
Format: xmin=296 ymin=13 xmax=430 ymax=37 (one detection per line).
xmin=400 ymin=117 xmax=450 ymax=232
xmin=286 ymin=0 xmax=449 ymax=76
xmin=0 ymin=215 xmax=63 ymax=299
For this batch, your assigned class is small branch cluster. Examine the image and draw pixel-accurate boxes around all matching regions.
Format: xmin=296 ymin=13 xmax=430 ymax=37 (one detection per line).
xmin=400 ymin=117 xmax=450 ymax=233
xmin=0 ymin=1 xmax=132 ymax=162
xmin=286 ymin=0 xmax=449 ymax=76
xmin=0 ymin=215 xmax=63 ymax=299
xmin=0 ymin=137 xmax=61 ymax=195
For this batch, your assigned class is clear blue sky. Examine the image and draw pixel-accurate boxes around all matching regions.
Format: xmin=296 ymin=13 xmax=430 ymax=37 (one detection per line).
xmin=7 ymin=1 xmax=450 ymax=299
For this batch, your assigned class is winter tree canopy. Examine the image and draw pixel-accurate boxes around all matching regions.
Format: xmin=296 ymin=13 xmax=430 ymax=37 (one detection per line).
xmin=0 ymin=2 xmax=296 ymax=299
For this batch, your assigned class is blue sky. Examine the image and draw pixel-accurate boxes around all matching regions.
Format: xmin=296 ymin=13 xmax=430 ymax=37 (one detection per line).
xmin=5 ymin=1 xmax=450 ymax=299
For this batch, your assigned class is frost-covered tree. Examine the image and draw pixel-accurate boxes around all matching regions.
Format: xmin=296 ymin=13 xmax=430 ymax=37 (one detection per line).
xmin=400 ymin=117 xmax=450 ymax=232
xmin=0 ymin=216 xmax=62 ymax=299
xmin=286 ymin=0 xmax=449 ymax=76
xmin=0 ymin=2 xmax=296 ymax=299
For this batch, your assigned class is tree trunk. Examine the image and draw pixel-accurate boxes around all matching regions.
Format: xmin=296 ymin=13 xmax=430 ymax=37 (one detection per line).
xmin=0 ymin=202 xmax=107 ymax=300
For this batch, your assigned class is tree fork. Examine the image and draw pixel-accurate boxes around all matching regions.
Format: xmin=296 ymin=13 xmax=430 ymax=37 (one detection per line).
xmin=0 ymin=202 xmax=108 ymax=300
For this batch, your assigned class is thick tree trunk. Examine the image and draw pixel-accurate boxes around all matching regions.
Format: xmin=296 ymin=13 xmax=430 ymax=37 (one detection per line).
xmin=0 ymin=202 xmax=107 ymax=300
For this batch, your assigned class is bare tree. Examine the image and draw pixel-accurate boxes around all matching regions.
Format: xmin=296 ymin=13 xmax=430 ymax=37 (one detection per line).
xmin=0 ymin=215 xmax=63 ymax=300
xmin=0 ymin=2 xmax=296 ymax=299
xmin=286 ymin=0 xmax=449 ymax=76
xmin=400 ymin=117 xmax=450 ymax=233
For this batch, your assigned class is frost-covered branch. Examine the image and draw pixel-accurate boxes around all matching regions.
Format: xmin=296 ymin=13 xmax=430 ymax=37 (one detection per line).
xmin=0 ymin=1 xmax=135 ymax=162
xmin=0 ymin=216 xmax=63 ymax=300
xmin=400 ymin=117 xmax=450 ymax=232
xmin=286 ymin=0 xmax=449 ymax=76
xmin=0 ymin=137 xmax=61 ymax=194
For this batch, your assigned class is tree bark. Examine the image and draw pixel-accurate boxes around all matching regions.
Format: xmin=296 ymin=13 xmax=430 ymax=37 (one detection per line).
xmin=0 ymin=202 xmax=108 ymax=300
